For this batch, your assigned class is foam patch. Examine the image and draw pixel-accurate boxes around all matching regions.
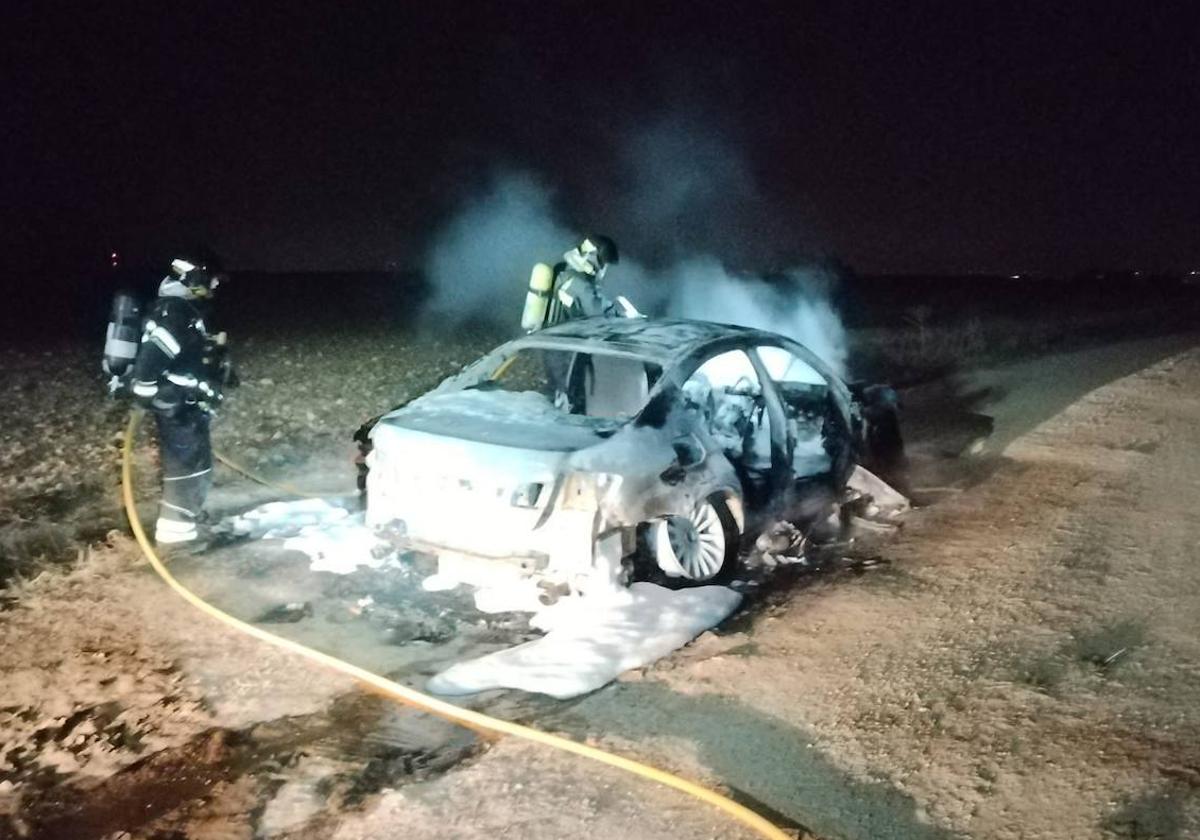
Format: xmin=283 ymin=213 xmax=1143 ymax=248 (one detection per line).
xmin=221 ymin=499 xmax=388 ymax=574
xmin=427 ymin=582 xmax=742 ymax=699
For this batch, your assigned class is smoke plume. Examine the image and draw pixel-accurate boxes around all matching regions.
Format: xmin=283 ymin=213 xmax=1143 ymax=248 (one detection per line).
xmin=421 ymin=120 xmax=848 ymax=376
xmin=652 ymin=259 xmax=847 ymax=376
xmin=424 ymin=173 xmax=573 ymax=319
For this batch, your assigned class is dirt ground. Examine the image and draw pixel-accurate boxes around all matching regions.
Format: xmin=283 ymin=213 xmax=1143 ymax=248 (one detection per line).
xmin=560 ymin=344 xmax=1200 ymax=839
xmin=2 ymin=328 xmax=1199 ymax=839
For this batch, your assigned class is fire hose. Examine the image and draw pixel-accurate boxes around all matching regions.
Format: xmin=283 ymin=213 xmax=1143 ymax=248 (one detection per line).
xmin=120 ymin=410 xmax=793 ymax=840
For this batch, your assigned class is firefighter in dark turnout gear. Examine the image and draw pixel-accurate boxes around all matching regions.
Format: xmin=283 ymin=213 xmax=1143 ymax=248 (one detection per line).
xmin=130 ymin=257 xmax=230 ymax=546
xmin=540 ymin=235 xmax=638 ymax=328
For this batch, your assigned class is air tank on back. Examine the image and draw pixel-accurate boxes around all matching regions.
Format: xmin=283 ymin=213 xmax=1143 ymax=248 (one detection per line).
xmin=521 ymin=262 xmax=555 ymax=333
xmin=103 ymin=291 xmax=142 ymax=390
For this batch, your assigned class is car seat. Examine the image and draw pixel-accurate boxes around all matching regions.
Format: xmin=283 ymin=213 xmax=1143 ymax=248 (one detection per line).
xmin=582 ymin=356 xmax=650 ymax=419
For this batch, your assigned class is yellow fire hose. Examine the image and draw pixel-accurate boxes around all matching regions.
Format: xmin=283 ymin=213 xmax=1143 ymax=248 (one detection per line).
xmin=120 ymin=411 xmax=792 ymax=840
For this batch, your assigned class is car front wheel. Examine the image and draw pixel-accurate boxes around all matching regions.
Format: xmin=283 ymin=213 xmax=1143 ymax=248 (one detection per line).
xmin=649 ymin=495 xmax=739 ymax=582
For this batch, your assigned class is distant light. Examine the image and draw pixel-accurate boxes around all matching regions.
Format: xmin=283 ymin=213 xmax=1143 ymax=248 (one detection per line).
xmin=110 ymin=250 xmax=120 ymax=268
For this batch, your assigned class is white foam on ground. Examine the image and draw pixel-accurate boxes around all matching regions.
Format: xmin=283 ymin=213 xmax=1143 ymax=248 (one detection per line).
xmin=427 ymin=582 xmax=742 ymax=699
xmin=284 ymin=521 xmax=387 ymax=574
xmin=419 ymin=552 xmax=550 ymax=613
xmin=221 ymin=499 xmax=389 ymax=574
xmin=471 ymin=580 xmax=547 ymax=614
xmin=223 ymin=499 xmax=351 ymax=537
xmin=420 ymin=573 xmax=462 ymax=592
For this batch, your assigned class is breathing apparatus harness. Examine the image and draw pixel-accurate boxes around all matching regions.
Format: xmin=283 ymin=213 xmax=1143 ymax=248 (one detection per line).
xmin=520 ymin=236 xmax=639 ymax=333
xmin=102 ymin=262 xmax=236 ymax=409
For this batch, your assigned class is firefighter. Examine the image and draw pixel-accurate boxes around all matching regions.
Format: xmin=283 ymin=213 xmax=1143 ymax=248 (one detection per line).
xmin=130 ymin=255 xmax=232 ymax=547
xmin=524 ymin=234 xmax=638 ymax=332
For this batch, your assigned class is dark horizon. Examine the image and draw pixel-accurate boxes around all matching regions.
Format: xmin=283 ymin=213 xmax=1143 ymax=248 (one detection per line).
xmin=9 ymin=3 xmax=1200 ymax=279
xmin=6 ymin=260 xmax=1192 ymax=349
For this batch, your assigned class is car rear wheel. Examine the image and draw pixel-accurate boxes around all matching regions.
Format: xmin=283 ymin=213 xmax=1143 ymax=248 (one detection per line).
xmin=649 ymin=495 xmax=739 ymax=581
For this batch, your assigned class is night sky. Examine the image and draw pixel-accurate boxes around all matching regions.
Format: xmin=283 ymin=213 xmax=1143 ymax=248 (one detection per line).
xmin=11 ymin=2 xmax=1200 ymax=276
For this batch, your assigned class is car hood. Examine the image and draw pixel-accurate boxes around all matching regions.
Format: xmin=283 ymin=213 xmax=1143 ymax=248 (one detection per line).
xmin=375 ymin=388 xmax=619 ymax=453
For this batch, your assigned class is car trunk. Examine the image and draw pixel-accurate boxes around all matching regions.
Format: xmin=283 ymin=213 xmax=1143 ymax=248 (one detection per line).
xmin=381 ymin=388 xmax=616 ymax=451
xmin=365 ymin=394 xmax=606 ymax=562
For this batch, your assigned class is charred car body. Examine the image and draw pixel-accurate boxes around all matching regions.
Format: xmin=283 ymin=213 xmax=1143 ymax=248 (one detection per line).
xmin=358 ymin=318 xmax=899 ymax=592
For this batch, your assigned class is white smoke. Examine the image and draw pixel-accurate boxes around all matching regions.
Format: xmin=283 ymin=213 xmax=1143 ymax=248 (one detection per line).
xmin=654 ymin=258 xmax=848 ymax=376
xmin=613 ymin=114 xmax=805 ymax=268
xmin=420 ymin=123 xmax=849 ymax=376
xmin=424 ymin=172 xmax=573 ymax=319
xmin=617 ymin=118 xmax=759 ymax=263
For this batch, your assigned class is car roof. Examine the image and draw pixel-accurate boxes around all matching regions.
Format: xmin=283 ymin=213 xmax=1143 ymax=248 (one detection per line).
xmin=514 ymin=317 xmax=771 ymax=364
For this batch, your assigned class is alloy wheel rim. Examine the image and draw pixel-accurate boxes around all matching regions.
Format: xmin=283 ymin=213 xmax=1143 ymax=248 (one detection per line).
xmin=664 ymin=503 xmax=726 ymax=580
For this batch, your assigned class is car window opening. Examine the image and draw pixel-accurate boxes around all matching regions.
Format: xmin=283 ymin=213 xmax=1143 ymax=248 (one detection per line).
xmin=755 ymin=345 xmax=837 ymax=478
xmin=480 ymin=348 xmax=662 ymax=422
xmin=682 ymin=350 xmax=775 ymax=496
xmin=681 ymin=348 xmax=840 ymax=488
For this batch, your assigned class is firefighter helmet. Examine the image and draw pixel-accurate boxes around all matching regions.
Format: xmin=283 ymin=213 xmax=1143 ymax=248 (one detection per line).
xmin=579 ymin=235 xmax=619 ymax=271
xmin=171 ymin=251 xmax=226 ymax=296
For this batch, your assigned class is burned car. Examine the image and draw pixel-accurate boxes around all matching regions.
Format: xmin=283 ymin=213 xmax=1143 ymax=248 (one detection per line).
xmin=358 ymin=318 xmax=898 ymax=591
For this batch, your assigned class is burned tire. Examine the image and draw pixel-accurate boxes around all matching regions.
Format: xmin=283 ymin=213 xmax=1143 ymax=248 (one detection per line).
xmin=649 ymin=495 xmax=740 ymax=582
